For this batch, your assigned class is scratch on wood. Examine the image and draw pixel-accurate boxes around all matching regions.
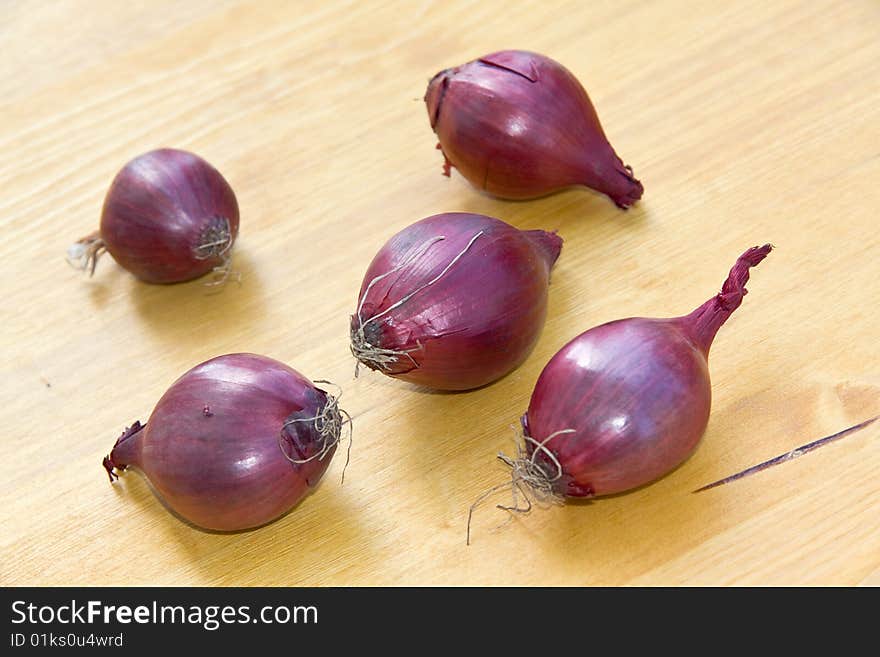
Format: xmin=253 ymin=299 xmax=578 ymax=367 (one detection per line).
xmin=694 ymin=415 xmax=878 ymax=493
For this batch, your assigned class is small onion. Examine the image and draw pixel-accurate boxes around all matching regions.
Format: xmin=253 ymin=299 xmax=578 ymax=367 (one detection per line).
xmin=68 ymin=148 xmax=239 ymax=284
xmin=103 ymin=353 xmax=349 ymax=531
xmin=350 ymin=212 xmax=562 ymax=391
xmin=425 ymin=49 xmax=643 ymax=207
xmin=469 ymin=245 xmax=771 ymax=542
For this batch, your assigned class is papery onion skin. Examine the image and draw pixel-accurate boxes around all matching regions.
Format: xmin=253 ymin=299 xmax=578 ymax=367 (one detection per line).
xmin=351 ymin=212 xmax=562 ymax=391
xmin=523 ymin=245 xmax=772 ymax=497
xmin=425 ymin=50 xmax=643 ymax=207
xmin=72 ymin=148 xmax=239 ymax=283
xmin=103 ymin=353 xmax=342 ymax=531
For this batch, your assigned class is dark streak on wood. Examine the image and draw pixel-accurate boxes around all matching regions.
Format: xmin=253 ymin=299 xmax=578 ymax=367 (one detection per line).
xmin=694 ymin=415 xmax=878 ymax=493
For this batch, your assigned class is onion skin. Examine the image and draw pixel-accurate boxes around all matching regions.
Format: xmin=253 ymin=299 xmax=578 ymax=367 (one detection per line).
xmin=351 ymin=212 xmax=562 ymax=391
xmin=77 ymin=148 xmax=239 ymax=283
xmin=425 ymin=50 xmax=643 ymax=207
xmin=523 ymin=245 xmax=772 ymax=498
xmin=103 ymin=354 xmax=342 ymax=531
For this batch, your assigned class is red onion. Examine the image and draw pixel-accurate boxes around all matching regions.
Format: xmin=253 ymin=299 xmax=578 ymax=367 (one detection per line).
xmin=425 ymin=50 xmax=643 ymax=207
xmin=103 ymin=353 xmax=349 ymax=531
xmin=469 ymin=245 xmax=771 ymax=542
xmin=350 ymin=212 xmax=562 ymax=391
xmin=67 ymin=148 xmax=239 ymax=284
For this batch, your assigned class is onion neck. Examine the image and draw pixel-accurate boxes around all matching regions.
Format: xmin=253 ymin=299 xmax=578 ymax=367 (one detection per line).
xmin=522 ymin=230 xmax=563 ymax=271
xmin=103 ymin=421 xmax=145 ymax=482
xmin=579 ymin=145 xmax=644 ymax=209
xmin=425 ymin=70 xmax=450 ymax=129
xmin=683 ymin=244 xmax=772 ymax=354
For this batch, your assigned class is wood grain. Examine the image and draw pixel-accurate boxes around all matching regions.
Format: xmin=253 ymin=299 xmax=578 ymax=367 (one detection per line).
xmin=1 ymin=0 xmax=878 ymax=586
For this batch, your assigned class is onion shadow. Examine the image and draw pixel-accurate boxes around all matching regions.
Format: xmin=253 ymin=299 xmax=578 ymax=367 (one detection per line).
xmin=126 ymin=248 xmax=267 ymax=347
xmin=83 ymin=263 xmax=128 ymax=308
xmin=103 ymin=459 xmax=373 ymax=585
xmin=439 ymin=179 xmax=650 ymax=236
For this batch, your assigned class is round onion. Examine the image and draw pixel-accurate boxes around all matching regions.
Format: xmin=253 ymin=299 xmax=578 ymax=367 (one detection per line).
xmin=425 ymin=50 xmax=643 ymax=207
xmin=68 ymin=148 xmax=239 ymax=284
xmin=350 ymin=212 xmax=562 ymax=391
xmin=103 ymin=353 xmax=349 ymax=531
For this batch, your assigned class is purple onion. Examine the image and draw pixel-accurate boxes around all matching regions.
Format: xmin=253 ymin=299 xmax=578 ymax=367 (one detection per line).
xmin=425 ymin=50 xmax=643 ymax=207
xmin=68 ymin=148 xmax=239 ymax=284
xmin=103 ymin=353 xmax=348 ymax=531
xmin=469 ymin=245 xmax=771 ymax=542
xmin=527 ymin=244 xmax=772 ymax=495
xmin=350 ymin=212 xmax=562 ymax=391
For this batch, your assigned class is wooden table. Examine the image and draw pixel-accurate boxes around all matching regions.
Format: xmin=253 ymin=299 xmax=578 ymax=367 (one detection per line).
xmin=2 ymin=0 xmax=878 ymax=586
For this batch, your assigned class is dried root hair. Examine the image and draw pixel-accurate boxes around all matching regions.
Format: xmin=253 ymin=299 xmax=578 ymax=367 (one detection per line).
xmin=66 ymin=231 xmax=106 ymax=276
xmin=279 ymin=380 xmax=353 ymax=484
xmin=466 ymin=428 xmax=575 ymax=545
xmin=351 ymin=231 xmax=484 ymax=375
xmin=195 ymin=216 xmax=239 ymax=289
xmin=350 ymin=337 xmax=423 ymax=377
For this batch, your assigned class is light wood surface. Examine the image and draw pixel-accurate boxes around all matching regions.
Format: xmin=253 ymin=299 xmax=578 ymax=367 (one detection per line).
xmin=2 ymin=0 xmax=878 ymax=586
